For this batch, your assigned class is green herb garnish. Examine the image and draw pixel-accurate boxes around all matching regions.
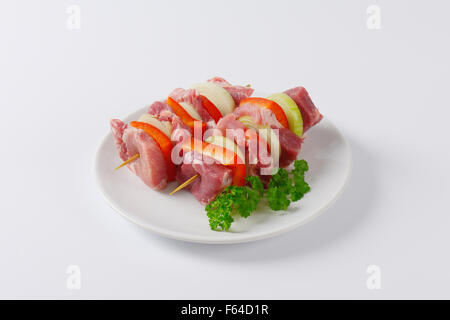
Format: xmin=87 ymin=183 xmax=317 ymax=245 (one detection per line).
xmin=206 ymin=159 xmax=311 ymax=231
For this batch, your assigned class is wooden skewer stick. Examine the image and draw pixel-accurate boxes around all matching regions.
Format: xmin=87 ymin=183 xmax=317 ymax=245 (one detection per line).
xmin=115 ymin=153 xmax=140 ymax=170
xmin=169 ymin=174 xmax=199 ymax=195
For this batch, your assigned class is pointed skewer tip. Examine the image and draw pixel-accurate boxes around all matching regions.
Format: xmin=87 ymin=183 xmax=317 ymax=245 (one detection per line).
xmin=169 ymin=174 xmax=199 ymax=195
xmin=115 ymin=153 xmax=140 ymax=170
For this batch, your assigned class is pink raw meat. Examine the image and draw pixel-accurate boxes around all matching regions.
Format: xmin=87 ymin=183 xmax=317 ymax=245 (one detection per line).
xmin=169 ymin=88 xmax=214 ymax=122
xmin=284 ymin=86 xmax=322 ymax=133
xmin=110 ymin=119 xmax=128 ymax=161
xmin=231 ymin=104 xmax=303 ymax=168
xmin=208 ymin=77 xmax=254 ymax=105
xmin=176 ymin=151 xmax=233 ymax=204
xmin=110 ymin=119 xmax=168 ymax=190
xmin=147 ymin=100 xmax=192 ymax=139
xmin=215 ymin=113 xmax=246 ymax=135
xmin=233 ymin=103 xmax=283 ymax=129
xmin=148 ymin=101 xmax=172 ymax=120
xmin=277 ymin=128 xmax=303 ymax=168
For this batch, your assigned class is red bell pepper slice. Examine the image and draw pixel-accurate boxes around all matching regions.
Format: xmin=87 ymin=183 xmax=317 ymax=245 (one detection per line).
xmin=199 ymin=95 xmax=223 ymax=123
xmin=239 ymin=97 xmax=289 ymax=128
xmin=167 ymin=97 xmax=207 ymax=133
xmin=130 ymin=121 xmax=176 ymax=181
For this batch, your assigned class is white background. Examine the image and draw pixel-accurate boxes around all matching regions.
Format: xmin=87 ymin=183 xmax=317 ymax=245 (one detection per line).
xmin=1 ymin=0 xmax=449 ymax=299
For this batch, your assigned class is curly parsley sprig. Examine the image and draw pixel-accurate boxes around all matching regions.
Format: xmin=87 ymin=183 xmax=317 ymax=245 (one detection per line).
xmin=205 ymin=175 xmax=264 ymax=231
xmin=206 ymin=160 xmax=311 ymax=231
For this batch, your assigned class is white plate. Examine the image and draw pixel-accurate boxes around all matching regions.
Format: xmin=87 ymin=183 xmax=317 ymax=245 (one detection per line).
xmin=95 ymin=107 xmax=351 ymax=244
